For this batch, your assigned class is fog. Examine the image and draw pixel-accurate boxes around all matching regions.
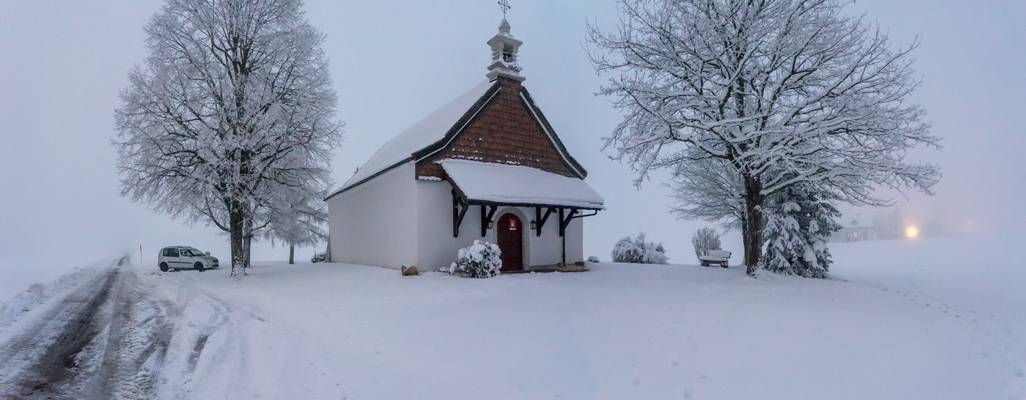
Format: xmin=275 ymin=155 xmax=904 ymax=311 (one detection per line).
xmin=1 ymin=0 xmax=1023 ymax=279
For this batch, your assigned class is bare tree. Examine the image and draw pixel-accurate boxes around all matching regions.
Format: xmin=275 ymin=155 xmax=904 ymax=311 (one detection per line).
xmin=262 ymin=189 xmax=327 ymax=264
xmin=691 ymin=227 xmax=722 ymax=260
xmin=114 ymin=0 xmax=340 ymax=276
xmin=588 ymin=0 xmax=940 ymax=275
xmin=669 ymin=153 xmax=744 ymax=229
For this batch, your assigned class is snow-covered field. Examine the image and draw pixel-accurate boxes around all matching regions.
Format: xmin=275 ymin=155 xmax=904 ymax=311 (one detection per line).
xmin=0 ymin=257 xmax=106 ymax=302
xmin=0 ymin=234 xmax=1023 ymax=399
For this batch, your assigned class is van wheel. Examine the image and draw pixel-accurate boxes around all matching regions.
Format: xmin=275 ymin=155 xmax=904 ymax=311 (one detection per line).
xmin=194 ymin=262 xmax=205 ymax=272
xmin=159 ymin=263 xmax=169 ymax=272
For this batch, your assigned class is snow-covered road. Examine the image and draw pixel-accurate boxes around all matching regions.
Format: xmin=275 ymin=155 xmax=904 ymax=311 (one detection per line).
xmin=0 ymin=258 xmax=250 ymax=400
xmin=0 ymin=257 xmax=169 ymax=398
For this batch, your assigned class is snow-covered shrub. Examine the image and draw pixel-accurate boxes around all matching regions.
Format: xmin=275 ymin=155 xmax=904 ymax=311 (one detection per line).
xmin=691 ymin=227 xmax=722 ymax=260
xmin=448 ymin=240 xmax=502 ymax=278
xmin=587 ymin=256 xmax=600 ymax=263
xmin=611 ymin=233 xmax=668 ymax=264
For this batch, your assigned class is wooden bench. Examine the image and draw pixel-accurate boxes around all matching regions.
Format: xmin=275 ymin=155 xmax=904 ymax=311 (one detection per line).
xmin=699 ymin=250 xmax=731 ymax=268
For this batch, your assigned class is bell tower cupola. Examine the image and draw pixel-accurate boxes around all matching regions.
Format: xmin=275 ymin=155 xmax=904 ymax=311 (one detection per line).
xmin=486 ymin=0 xmax=525 ymax=82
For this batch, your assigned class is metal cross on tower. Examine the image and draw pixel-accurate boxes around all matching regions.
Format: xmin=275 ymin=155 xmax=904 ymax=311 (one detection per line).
xmin=497 ymin=0 xmax=511 ymax=19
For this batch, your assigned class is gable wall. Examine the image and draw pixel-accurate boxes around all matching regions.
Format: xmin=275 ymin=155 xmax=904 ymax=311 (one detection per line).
xmin=416 ymin=78 xmax=577 ymax=179
xmin=327 ymin=161 xmax=418 ymax=269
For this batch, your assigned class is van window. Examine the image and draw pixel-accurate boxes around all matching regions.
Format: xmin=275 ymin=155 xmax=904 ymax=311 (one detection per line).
xmin=164 ymin=248 xmax=180 ymax=257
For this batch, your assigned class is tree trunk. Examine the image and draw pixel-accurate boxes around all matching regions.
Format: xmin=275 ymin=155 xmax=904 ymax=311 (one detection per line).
xmin=742 ymin=175 xmax=764 ymax=276
xmin=325 ymin=234 xmax=331 ymax=263
xmin=244 ymin=234 xmax=252 ymax=269
xmin=229 ymin=205 xmax=246 ymax=276
xmin=289 ymin=244 xmax=295 ymax=265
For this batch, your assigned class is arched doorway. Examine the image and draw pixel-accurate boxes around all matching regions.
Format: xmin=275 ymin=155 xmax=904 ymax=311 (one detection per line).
xmin=496 ymin=213 xmax=524 ymax=271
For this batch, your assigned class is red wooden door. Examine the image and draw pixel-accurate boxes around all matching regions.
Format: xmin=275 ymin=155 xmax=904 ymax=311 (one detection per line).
xmin=497 ymin=213 xmax=523 ymax=271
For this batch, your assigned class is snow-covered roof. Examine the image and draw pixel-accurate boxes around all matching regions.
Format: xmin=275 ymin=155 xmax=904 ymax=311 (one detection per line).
xmin=329 ymin=81 xmax=495 ymax=197
xmin=441 ymin=159 xmax=604 ymax=209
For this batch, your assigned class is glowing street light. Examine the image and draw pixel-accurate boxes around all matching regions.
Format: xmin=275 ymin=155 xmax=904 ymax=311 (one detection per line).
xmin=904 ymin=225 xmax=920 ymax=239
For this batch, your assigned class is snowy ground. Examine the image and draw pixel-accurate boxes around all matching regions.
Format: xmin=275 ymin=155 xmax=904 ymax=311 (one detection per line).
xmin=0 ymin=234 xmax=1022 ymax=399
xmin=0 ymin=257 xmax=103 ymax=301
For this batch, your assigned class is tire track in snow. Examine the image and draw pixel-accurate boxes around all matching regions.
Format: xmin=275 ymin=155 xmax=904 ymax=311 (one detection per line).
xmin=0 ymin=257 xmax=178 ymax=399
xmin=94 ymin=269 xmax=173 ymax=400
xmin=0 ymin=265 xmax=121 ymax=398
xmin=148 ymin=271 xmax=252 ymax=400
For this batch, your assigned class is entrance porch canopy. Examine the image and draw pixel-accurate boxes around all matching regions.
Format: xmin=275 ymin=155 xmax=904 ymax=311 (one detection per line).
xmin=439 ymin=159 xmax=604 ymax=237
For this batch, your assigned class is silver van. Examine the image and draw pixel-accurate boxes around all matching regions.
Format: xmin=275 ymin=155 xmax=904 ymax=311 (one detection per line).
xmin=158 ymin=246 xmax=219 ymax=272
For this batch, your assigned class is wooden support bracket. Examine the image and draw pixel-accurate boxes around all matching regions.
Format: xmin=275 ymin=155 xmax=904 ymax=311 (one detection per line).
xmin=558 ymin=207 xmax=577 ymax=237
xmin=480 ymin=204 xmax=498 ymax=237
xmin=452 ymin=190 xmax=468 ymax=237
xmin=535 ymin=207 xmax=554 ymax=236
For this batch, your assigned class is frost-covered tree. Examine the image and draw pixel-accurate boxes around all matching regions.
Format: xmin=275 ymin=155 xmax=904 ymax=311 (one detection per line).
xmin=262 ymin=189 xmax=327 ymax=264
xmin=612 ymin=233 xmax=669 ymax=264
xmin=114 ymin=0 xmax=340 ymax=276
xmin=761 ymin=184 xmax=842 ymax=278
xmin=691 ymin=227 xmax=722 ymax=260
xmin=588 ymin=0 xmax=940 ymax=275
xmin=670 ymin=153 xmax=743 ymax=229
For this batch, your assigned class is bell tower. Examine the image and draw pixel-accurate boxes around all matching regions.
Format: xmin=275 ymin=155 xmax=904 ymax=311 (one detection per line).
xmin=486 ymin=1 xmax=524 ymax=82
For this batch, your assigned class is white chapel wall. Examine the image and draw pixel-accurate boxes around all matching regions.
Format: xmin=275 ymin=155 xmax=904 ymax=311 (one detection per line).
xmin=328 ymin=162 xmax=418 ymax=269
xmin=416 ymin=180 xmax=493 ymax=270
xmin=526 ymin=211 xmax=583 ymax=266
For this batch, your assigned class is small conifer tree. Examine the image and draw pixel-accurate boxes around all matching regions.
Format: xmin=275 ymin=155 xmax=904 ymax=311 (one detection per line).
xmin=761 ymin=185 xmax=842 ymax=278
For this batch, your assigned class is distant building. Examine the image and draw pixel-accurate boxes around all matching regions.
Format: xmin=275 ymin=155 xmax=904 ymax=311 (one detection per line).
xmin=832 ymin=216 xmax=882 ymax=242
xmin=834 ymin=225 xmax=878 ymax=242
xmin=324 ymin=17 xmax=603 ymax=271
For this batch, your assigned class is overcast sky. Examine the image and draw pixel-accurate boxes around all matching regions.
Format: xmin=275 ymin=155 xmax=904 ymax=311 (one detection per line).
xmin=1 ymin=0 xmax=1023 ymax=278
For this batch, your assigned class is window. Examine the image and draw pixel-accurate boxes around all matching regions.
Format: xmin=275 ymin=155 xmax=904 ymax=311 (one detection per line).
xmin=163 ymin=248 xmax=180 ymax=257
xmin=502 ymin=45 xmax=514 ymax=62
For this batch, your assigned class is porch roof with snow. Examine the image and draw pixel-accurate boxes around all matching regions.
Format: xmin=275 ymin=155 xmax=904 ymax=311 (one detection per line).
xmin=440 ymin=159 xmax=604 ymax=210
